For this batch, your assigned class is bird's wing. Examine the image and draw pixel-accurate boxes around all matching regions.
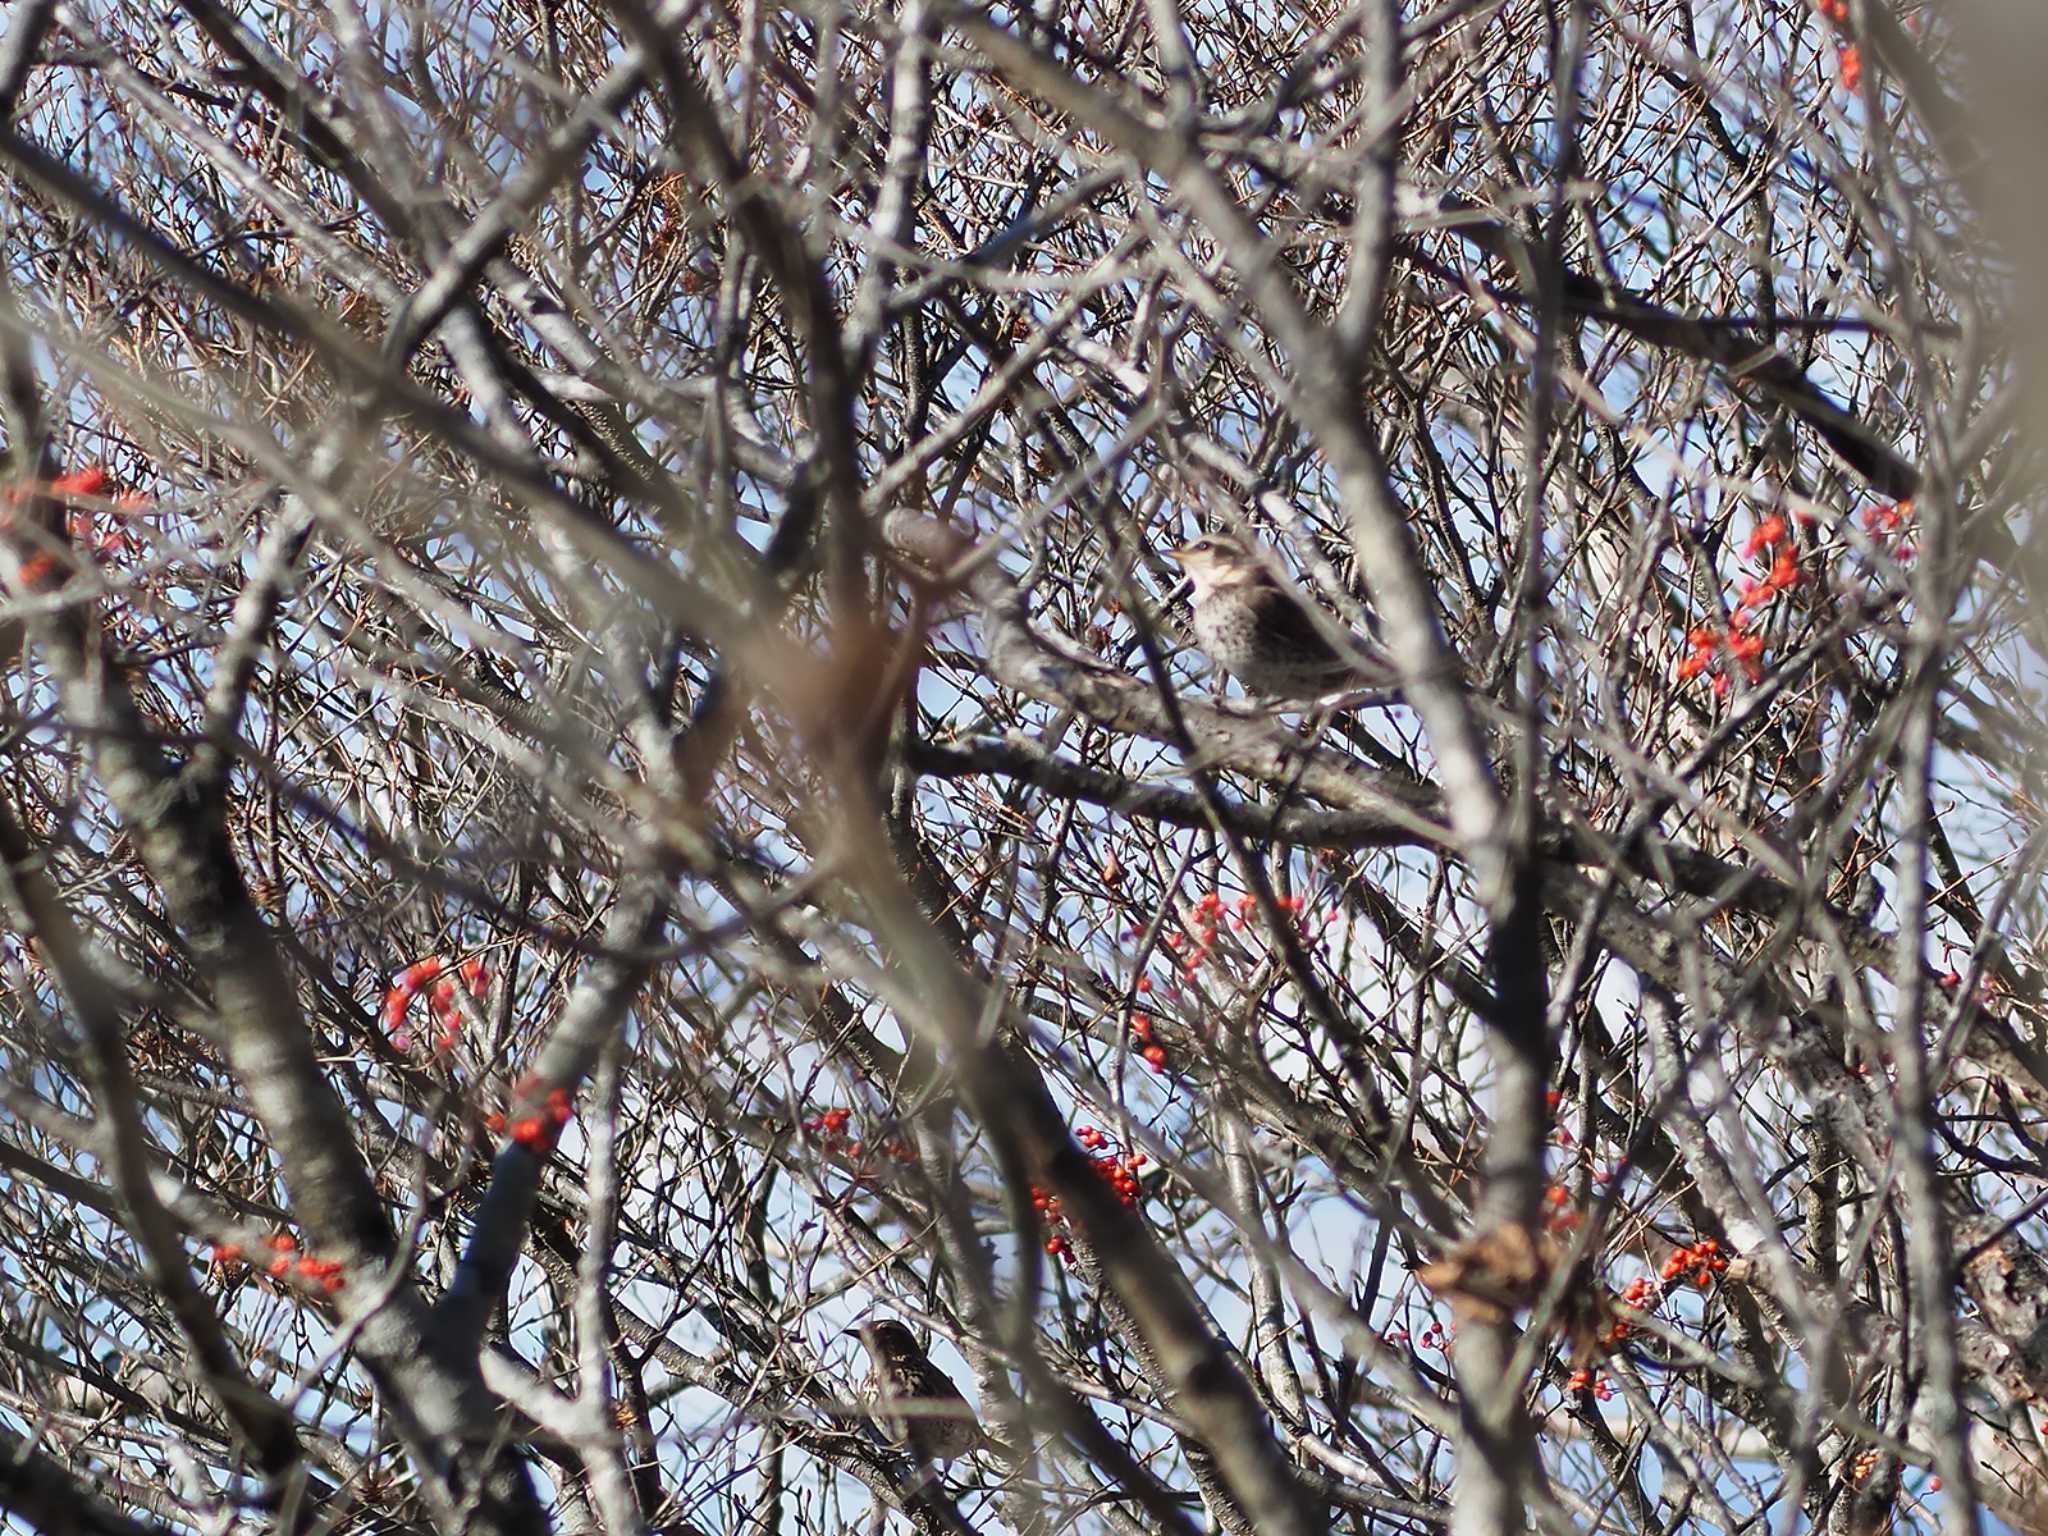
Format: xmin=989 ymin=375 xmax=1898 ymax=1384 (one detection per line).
xmin=1266 ymin=591 xmax=1394 ymax=685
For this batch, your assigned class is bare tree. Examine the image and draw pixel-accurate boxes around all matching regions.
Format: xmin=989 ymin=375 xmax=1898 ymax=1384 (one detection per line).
xmin=0 ymin=0 xmax=2042 ymax=1533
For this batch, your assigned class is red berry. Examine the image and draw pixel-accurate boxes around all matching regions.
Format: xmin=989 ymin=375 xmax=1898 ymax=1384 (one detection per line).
xmin=51 ymin=468 xmax=113 ymax=498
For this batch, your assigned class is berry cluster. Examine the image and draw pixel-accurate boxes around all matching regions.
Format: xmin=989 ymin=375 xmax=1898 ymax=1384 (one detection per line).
xmin=1532 ymin=1221 xmax=1734 ymax=1392
xmin=1077 ymin=1127 xmax=1147 ymax=1203
xmin=1564 ymin=1367 xmax=1615 ymax=1400
xmin=1161 ymin=897 xmax=1220 ymax=974
xmin=1119 ymin=889 xmax=1328 ymax=1077
xmin=1127 ymin=1010 xmax=1169 ymax=1073
xmin=1602 ymin=1240 xmax=1730 ymax=1346
xmin=1859 ymin=498 xmax=1915 ymax=561
xmin=210 ymin=1232 xmax=347 ymax=1297
xmin=1034 ymin=1128 xmax=1148 ymax=1262
xmin=1679 ymin=514 xmax=1804 ymax=698
xmin=1809 ymin=0 xmax=1859 ymax=91
xmin=3 ymin=466 xmax=114 ymax=508
xmin=3 ymin=466 xmax=147 ymax=585
xmin=1849 ymin=1447 xmax=1883 ymax=1485
xmin=484 ymin=1072 xmax=575 ymax=1153
xmin=800 ymin=1105 xmax=914 ymax=1170
xmin=1547 ymin=1090 xmax=1576 ymax=1147
xmin=1661 ymin=1237 xmax=1728 ymax=1287
xmin=64 ymin=468 xmax=146 ymax=559
xmin=1031 ymin=1186 xmax=1073 ymax=1261
xmin=1380 ymin=1320 xmax=1452 ymax=1353
xmin=1161 ymin=889 xmax=1312 ymax=976
xmin=1542 ymin=1183 xmax=1585 ymax=1235
xmin=1598 ymin=1273 xmax=1660 ymax=1350
xmin=804 ymin=1106 xmax=853 ymax=1139
xmin=382 ymin=955 xmax=489 ymax=1054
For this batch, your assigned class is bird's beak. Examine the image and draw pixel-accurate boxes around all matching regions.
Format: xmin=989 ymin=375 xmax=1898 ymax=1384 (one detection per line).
xmin=842 ymin=1327 xmax=863 ymax=1338
xmin=1166 ymin=544 xmax=1193 ymax=565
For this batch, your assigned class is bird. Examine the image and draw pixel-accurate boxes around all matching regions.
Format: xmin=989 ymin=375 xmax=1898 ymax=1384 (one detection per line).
xmin=1166 ymin=533 xmax=1391 ymax=700
xmin=844 ymin=1318 xmax=986 ymax=1466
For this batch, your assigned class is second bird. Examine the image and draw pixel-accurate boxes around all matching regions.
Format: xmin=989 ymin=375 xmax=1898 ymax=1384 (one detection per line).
xmin=1167 ymin=533 xmax=1390 ymax=699
xmin=846 ymin=1319 xmax=987 ymax=1466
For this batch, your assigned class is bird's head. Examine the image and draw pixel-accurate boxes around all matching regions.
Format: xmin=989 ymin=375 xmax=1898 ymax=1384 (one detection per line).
xmin=1168 ymin=532 xmax=1273 ymax=599
xmin=846 ymin=1318 xmax=922 ymax=1358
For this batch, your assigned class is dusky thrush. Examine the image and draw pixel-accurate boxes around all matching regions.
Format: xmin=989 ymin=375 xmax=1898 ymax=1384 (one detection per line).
xmin=845 ymin=1319 xmax=986 ymax=1465
xmin=1167 ymin=533 xmax=1391 ymax=699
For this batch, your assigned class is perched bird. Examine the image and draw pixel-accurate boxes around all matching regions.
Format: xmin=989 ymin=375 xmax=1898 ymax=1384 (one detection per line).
xmin=1167 ymin=533 xmax=1390 ymax=699
xmin=845 ymin=1318 xmax=986 ymax=1465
